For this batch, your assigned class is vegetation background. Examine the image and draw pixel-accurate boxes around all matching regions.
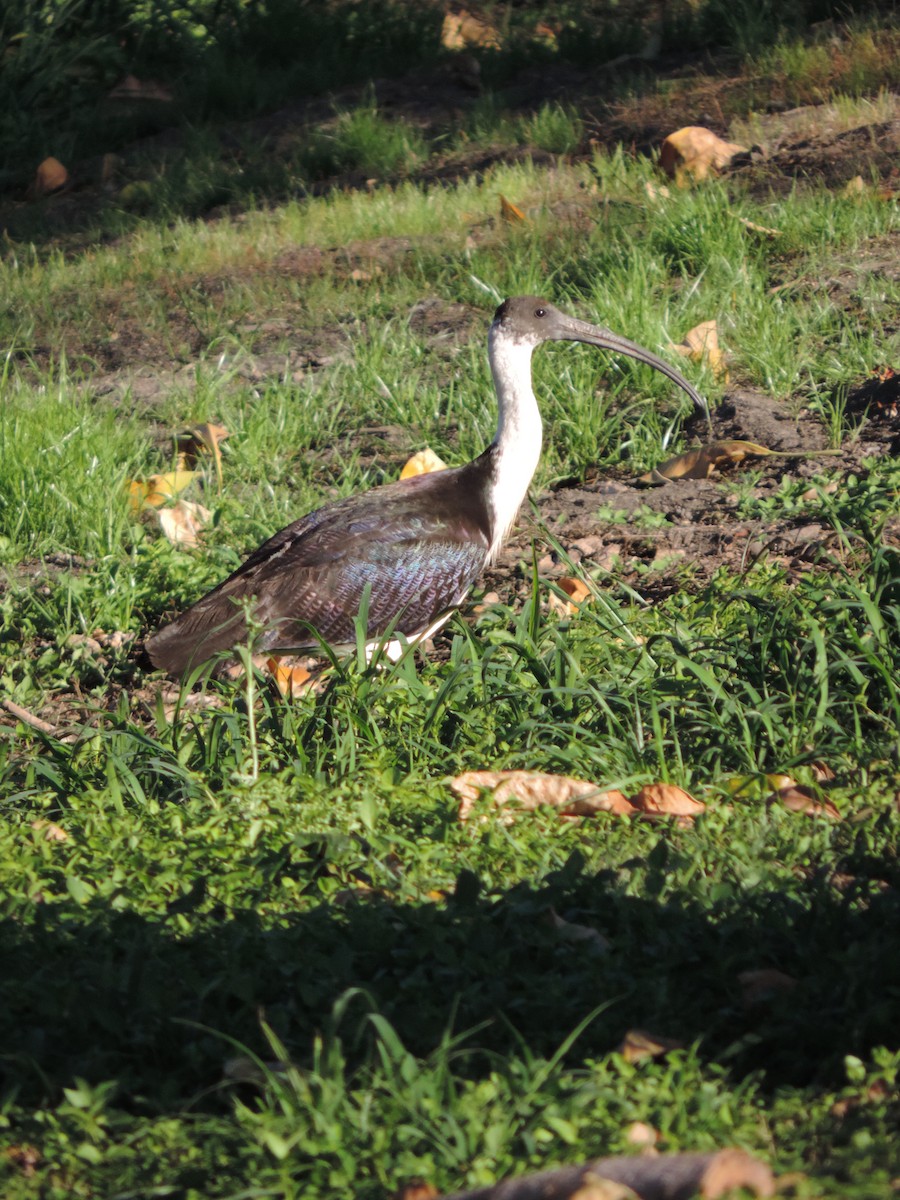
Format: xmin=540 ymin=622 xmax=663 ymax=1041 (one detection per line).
xmin=0 ymin=0 xmax=899 ymax=1197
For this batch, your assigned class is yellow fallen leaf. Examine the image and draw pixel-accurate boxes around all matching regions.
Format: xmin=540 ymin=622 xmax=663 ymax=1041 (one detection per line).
xmin=266 ymin=656 xmax=314 ymax=698
xmin=499 ymin=194 xmax=529 ymax=224
xmin=400 ymin=448 xmax=448 ymax=479
xmin=639 ymin=439 xmax=774 ymax=485
xmin=659 ymin=126 xmax=748 ymax=186
xmin=34 ymin=156 xmax=68 ymax=196
xmin=30 ymin=819 xmax=68 ymax=843
xmin=548 ymin=575 xmax=592 ymax=616
xmin=670 ymin=319 xmax=729 ymax=381
xmin=726 ymin=772 xmax=795 ymax=800
xmin=630 ymin=783 xmax=705 ymax=817
xmin=128 ymin=470 xmax=198 ymax=513
xmin=441 ymin=9 xmax=501 ymax=50
xmin=452 ymin=770 xmax=636 ymax=823
xmin=158 ymin=498 xmax=209 ymax=547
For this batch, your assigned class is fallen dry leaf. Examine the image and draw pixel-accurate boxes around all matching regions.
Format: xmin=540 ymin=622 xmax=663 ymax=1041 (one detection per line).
xmin=441 ymin=9 xmax=501 ymax=50
xmin=34 ymin=156 xmax=68 ymax=196
xmin=624 ymin=1121 xmax=659 ymax=1149
xmin=618 ymin=1029 xmax=683 ymax=1063
xmin=266 ymin=656 xmax=314 ymax=699
xmin=630 ymin=783 xmax=705 ymax=817
xmin=452 ymin=770 xmax=636 ymax=823
xmin=659 ymin=126 xmax=748 ymax=185
xmin=639 ymin=439 xmax=775 ymax=485
xmin=669 ymin=319 xmax=729 ymax=381
xmin=400 ymin=448 xmax=448 ymax=479
xmin=772 ymin=784 xmax=841 ymax=819
xmin=738 ymin=968 xmax=798 ymax=1007
xmin=499 ymin=194 xmax=529 ymax=224
xmin=548 ymin=575 xmax=592 ymax=616
xmin=158 ymin=498 xmax=210 ymax=548
xmin=128 ymin=470 xmax=198 ymax=513
xmin=700 ymin=1148 xmax=775 ymax=1199
xmin=30 ymin=819 xmax=68 ymax=843
xmin=545 ymin=906 xmax=610 ymax=952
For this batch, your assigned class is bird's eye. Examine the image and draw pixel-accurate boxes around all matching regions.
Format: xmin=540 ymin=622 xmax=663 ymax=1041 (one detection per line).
xmin=534 ymin=307 xmax=546 ymax=318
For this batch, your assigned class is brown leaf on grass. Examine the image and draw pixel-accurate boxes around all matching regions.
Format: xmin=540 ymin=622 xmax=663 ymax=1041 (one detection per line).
xmin=34 ymin=156 xmax=69 ymax=196
xmin=500 ymin=194 xmax=529 ymax=224
xmin=452 ymin=770 xmax=636 ymax=823
xmin=128 ymin=470 xmax=198 ymax=513
xmin=441 ymin=9 xmax=501 ymax=50
xmin=266 ymin=656 xmax=314 ymax=699
xmin=175 ymin=423 xmax=229 ymax=487
xmin=619 ymin=1029 xmax=683 ymax=1063
xmin=639 ymin=439 xmax=774 ymax=485
xmin=31 ymin=820 xmax=68 ymax=843
xmin=158 ymin=498 xmax=210 ymax=547
xmin=669 ymin=320 xmax=729 ymax=381
xmin=545 ymin=906 xmax=610 ymax=952
xmin=738 ymin=968 xmax=798 ymax=1007
xmin=700 ymin=1148 xmax=775 ymax=1198
xmin=772 ymin=784 xmax=841 ymax=819
xmin=400 ymin=448 xmax=448 ymax=479
xmin=548 ymin=575 xmax=592 ymax=616
xmin=659 ymin=126 xmax=748 ymax=185
xmin=630 ymin=783 xmax=705 ymax=817
xmin=107 ymin=74 xmax=173 ymax=103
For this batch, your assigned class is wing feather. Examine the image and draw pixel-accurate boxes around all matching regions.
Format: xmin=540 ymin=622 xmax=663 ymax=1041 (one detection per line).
xmin=147 ymin=465 xmax=492 ymax=674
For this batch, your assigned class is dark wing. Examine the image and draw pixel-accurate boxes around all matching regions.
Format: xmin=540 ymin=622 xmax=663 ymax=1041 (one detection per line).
xmin=146 ymin=465 xmax=491 ymax=675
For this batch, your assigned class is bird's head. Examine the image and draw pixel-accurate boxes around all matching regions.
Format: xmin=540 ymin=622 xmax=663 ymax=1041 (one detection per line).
xmin=491 ymin=295 xmax=707 ymax=416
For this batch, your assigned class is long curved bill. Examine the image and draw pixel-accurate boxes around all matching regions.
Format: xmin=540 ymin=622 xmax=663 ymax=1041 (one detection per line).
xmin=554 ymin=313 xmax=709 ymax=422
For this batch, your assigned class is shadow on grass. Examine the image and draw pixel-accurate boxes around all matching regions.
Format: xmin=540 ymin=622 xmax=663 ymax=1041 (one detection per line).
xmin=2 ymin=849 xmax=898 ymax=1109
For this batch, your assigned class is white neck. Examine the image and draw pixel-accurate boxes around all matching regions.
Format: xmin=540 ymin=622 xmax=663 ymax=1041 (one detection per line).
xmin=486 ymin=323 xmax=543 ymax=559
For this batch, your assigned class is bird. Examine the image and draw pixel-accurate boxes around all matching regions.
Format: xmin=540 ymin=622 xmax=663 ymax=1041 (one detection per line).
xmin=147 ymin=296 xmax=706 ymax=676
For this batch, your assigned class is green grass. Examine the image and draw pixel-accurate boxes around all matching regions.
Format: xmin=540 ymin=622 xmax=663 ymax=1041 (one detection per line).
xmin=2 ymin=9 xmax=900 ymax=1194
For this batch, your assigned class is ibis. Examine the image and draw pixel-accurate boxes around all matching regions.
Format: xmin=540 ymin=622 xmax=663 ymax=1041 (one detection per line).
xmin=147 ymin=296 xmax=705 ymax=675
